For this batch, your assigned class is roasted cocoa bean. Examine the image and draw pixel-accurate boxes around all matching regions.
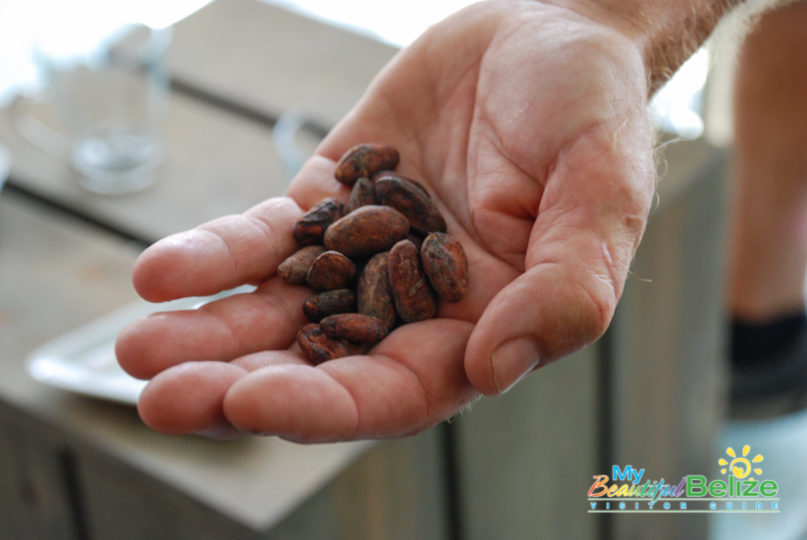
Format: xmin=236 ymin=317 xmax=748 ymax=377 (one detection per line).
xmin=405 ymin=234 xmax=423 ymax=251
xmin=357 ymin=252 xmax=397 ymax=330
xmin=334 ymin=143 xmax=399 ymax=186
xmin=303 ymin=289 xmax=356 ymax=322
xmin=277 ymin=245 xmax=325 ymax=285
xmin=306 ymin=250 xmax=357 ymax=291
xmin=284 ymin=144 xmax=471 ymax=354
xmin=373 ymin=172 xmax=431 ymax=199
xmin=293 ymin=198 xmax=344 ymax=246
xmin=345 ymin=177 xmax=376 ymax=213
xmin=297 ymin=323 xmax=350 ymax=364
xmin=324 ymin=205 xmax=409 ymax=257
xmin=370 ymin=170 xmax=396 ymax=183
xmin=421 ymin=232 xmax=468 ymax=302
xmin=388 ymin=239 xmax=437 ymax=323
xmin=320 ymin=313 xmax=389 ymax=344
xmin=374 ymin=174 xmax=446 ymax=235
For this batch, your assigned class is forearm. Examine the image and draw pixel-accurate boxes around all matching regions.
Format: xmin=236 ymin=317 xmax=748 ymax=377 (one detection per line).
xmin=547 ymin=0 xmax=790 ymax=93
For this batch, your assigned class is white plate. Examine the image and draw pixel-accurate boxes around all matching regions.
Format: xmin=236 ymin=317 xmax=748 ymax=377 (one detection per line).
xmin=27 ymin=285 xmax=255 ymax=405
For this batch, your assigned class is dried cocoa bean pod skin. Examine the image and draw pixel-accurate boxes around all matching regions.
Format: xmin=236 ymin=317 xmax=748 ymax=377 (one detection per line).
xmin=306 ymin=251 xmax=357 ymax=291
xmin=345 ymin=177 xmax=376 ymax=213
xmin=421 ymin=232 xmax=469 ymax=302
xmin=293 ymin=198 xmax=344 ymax=246
xmin=388 ymin=239 xmax=437 ymax=323
xmin=357 ymin=252 xmax=397 ymax=330
xmin=297 ymin=323 xmax=350 ymax=364
xmin=277 ymin=245 xmax=325 ymax=285
xmin=320 ymin=313 xmax=389 ymax=344
xmin=303 ymin=289 xmax=356 ymax=322
xmin=334 ymin=144 xmax=399 ymax=186
xmin=324 ymin=205 xmax=409 ymax=257
xmin=374 ymin=175 xmax=446 ymax=235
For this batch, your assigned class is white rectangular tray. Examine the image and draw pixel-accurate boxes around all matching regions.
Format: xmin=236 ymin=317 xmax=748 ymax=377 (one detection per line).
xmin=27 ymin=285 xmax=255 ymax=405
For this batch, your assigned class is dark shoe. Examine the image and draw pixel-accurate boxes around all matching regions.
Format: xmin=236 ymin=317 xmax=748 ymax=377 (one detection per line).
xmin=730 ymin=313 xmax=807 ymax=419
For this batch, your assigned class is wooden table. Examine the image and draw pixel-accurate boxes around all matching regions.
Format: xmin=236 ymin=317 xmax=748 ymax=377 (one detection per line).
xmin=0 ymin=1 xmax=729 ymax=538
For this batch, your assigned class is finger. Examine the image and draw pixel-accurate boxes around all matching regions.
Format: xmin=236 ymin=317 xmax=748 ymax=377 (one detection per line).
xmin=223 ymin=319 xmax=478 ymax=442
xmin=116 ymin=277 xmax=310 ymax=379
xmin=134 ymin=151 xmax=360 ymax=304
xmin=137 ymin=350 xmax=308 ymax=437
xmin=231 ymin=349 xmax=307 ymax=372
xmin=138 ymin=361 xmax=247 ymax=437
xmin=133 ymin=197 xmax=303 ymax=302
xmin=465 ymin=123 xmax=654 ymax=395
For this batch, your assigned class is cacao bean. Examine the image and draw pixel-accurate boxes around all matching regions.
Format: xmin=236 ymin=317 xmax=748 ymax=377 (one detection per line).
xmin=388 ymin=239 xmax=437 ymax=323
xmin=293 ymin=198 xmax=344 ymax=246
xmin=282 ymin=144 xmax=472 ymax=357
xmin=374 ymin=174 xmax=446 ymax=235
xmin=297 ymin=323 xmax=350 ymax=364
xmin=303 ymin=289 xmax=356 ymax=322
xmin=324 ymin=205 xmax=409 ymax=257
xmin=373 ymin=172 xmax=431 ymax=199
xmin=306 ymin=250 xmax=357 ymax=291
xmin=320 ymin=313 xmax=388 ymax=344
xmin=405 ymin=234 xmax=423 ymax=251
xmin=334 ymin=143 xmax=399 ymax=186
xmin=345 ymin=177 xmax=376 ymax=213
xmin=357 ymin=252 xmax=397 ymax=330
xmin=277 ymin=245 xmax=325 ymax=285
xmin=421 ymin=232 xmax=469 ymax=302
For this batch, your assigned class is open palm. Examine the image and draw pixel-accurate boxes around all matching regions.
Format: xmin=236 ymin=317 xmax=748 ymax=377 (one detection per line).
xmin=116 ymin=1 xmax=655 ymax=441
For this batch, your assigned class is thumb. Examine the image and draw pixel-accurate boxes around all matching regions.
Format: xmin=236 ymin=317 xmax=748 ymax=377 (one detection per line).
xmin=464 ymin=128 xmax=654 ymax=395
xmin=465 ymin=260 xmax=618 ymax=395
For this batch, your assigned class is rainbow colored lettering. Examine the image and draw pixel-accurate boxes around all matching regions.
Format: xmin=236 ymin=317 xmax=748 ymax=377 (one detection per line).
xmin=587 ymin=446 xmax=780 ymax=513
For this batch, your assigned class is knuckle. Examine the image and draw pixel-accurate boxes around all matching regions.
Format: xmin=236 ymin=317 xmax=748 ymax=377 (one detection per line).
xmin=576 ymin=275 xmax=617 ymax=342
xmin=549 ymin=267 xmax=617 ymax=357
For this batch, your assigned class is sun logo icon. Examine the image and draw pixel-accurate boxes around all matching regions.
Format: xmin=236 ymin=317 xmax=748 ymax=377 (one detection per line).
xmin=719 ymin=445 xmax=764 ymax=480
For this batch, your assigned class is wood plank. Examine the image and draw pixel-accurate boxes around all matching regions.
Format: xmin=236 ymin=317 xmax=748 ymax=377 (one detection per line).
xmin=77 ymin=428 xmax=447 ymax=539
xmin=609 ymin=141 xmax=728 ymax=538
xmin=43 ymin=394 xmax=375 ymax=532
xmin=1 ymin=85 xmax=287 ymax=244
xmin=453 ymin=346 xmax=602 ymax=540
xmin=166 ymin=0 xmax=398 ymax=126
xmin=76 ymin=425 xmax=448 ymax=540
xmin=0 ymin=190 xmax=141 ymax=539
xmin=75 ymin=446 xmax=258 ymax=540
xmin=0 ymin=415 xmax=77 ymax=540
xmin=270 ymin=427 xmax=448 ymax=539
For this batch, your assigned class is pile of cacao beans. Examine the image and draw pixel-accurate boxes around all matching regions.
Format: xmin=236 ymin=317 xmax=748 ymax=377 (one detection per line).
xmin=278 ymin=143 xmax=468 ymax=363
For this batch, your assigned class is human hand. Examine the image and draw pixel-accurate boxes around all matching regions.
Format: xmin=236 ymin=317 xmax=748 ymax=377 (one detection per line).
xmin=116 ymin=0 xmax=655 ymax=441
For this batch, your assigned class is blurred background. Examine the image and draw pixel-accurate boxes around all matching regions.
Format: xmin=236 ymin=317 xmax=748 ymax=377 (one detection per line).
xmin=0 ymin=1 xmax=804 ymax=539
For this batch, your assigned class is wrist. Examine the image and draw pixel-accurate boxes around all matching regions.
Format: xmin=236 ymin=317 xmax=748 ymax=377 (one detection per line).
xmin=543 ymin=0 xmax=743 ymax=93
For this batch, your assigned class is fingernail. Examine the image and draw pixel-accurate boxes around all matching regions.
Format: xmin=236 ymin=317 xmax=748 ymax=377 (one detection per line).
xmin=492 ymin=338 xmax=540 ymax=394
